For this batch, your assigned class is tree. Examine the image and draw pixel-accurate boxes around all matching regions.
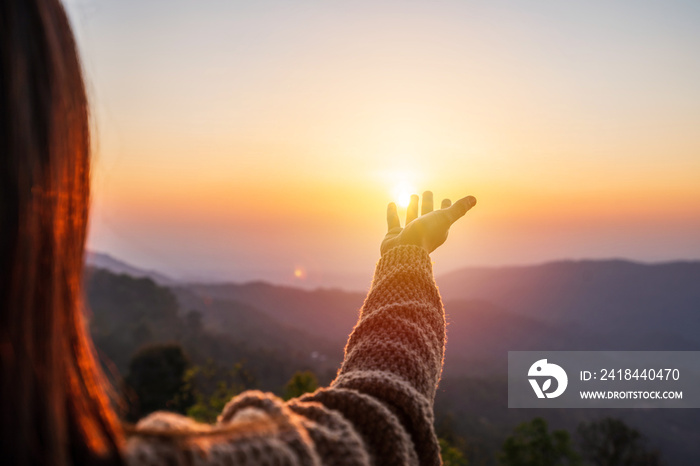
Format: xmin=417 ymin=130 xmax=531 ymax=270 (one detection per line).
xmin=186 ymin=379 xmax=241 ymax=423
xmin=440 ymin=437 xmax=468 ymax=466
xmin=436 ymin=411 xmax=469 ymax=465
xmin=500 ymin=417 xmax=581 ymax=466
xmin=185 ymin=360 xmax=253 ymax=423
xmin=577 ymin=417 xmax=664 ymax=466
xmin=283 ymin=370 xmax=318 ymax=400
xmin=124 ymin=343 xmax=195 ymax=421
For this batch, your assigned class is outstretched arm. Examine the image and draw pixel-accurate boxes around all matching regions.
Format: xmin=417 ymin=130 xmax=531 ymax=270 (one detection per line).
xmin=126 ymin=191 xmax=476 ymax=466
xmin=217 ymin=191 xmax=477 ymax=465
xmin=336 ymin=191 xmax=477 ymax=401
xmin=307 ymin=192 xmax=476 ymax=464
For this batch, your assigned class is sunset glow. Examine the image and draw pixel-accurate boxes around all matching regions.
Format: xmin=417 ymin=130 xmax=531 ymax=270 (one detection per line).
xmin=66 ymin=0 xmax=700 ymax=289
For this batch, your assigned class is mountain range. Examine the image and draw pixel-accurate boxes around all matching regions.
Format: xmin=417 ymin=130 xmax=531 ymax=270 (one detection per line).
xmin=88 ymin=252 xmax=700 ymax=373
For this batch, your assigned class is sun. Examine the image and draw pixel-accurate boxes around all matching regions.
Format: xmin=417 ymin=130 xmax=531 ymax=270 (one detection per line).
xmin=393 ymin=183 xmax=416 ymax=208
xmin=385 ymin=168 xmax=419 ymax=208
xmin=397 ymin=189 xmax=412 ymax=208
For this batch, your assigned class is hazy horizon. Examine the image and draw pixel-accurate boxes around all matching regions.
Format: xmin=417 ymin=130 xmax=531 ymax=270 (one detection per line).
xmin=87 ymin=247 xmax=700 ymax=292
xmin=66 ymin=0 xmax=700 ymax=289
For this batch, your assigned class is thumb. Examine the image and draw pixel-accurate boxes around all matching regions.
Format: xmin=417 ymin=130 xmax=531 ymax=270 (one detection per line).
xmin=445 ymin=195 xmax=476 ymax=225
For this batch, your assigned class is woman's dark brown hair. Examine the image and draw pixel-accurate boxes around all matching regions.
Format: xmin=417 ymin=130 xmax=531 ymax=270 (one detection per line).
xmin=0 ymin=0 xmax=123 ymax=464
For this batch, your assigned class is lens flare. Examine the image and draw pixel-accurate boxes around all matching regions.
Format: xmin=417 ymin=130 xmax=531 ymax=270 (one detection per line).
xmin=293 ymin=266 xmax=306 ymax=280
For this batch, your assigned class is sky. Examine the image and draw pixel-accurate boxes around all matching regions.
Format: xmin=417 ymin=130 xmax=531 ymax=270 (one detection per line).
xmin=64 ymin=0 xmax=700 ymax=290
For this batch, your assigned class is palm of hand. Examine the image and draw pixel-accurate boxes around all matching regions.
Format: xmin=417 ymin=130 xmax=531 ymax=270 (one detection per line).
xmin=380 ymin=191 xmax=476 ymax=256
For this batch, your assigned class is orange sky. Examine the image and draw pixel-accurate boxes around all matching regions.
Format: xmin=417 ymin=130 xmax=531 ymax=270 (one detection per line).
xmin=66 ymin=0 xmax=700 ymax=289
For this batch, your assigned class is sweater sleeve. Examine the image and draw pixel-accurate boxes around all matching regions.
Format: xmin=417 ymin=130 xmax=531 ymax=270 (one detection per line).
xmin=310 ymin=244 xmax=445 ymax=464
xmin=125 ymin=245 xmax=446 ymax=466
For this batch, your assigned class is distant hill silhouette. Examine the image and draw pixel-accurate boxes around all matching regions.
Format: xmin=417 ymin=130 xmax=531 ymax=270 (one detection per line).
xmin=439 ymin=259 xmax=700 ymax=348
xmin=180 ymin=260 xmax=700 ymax=377
xmin=183 ymin=281 xmax=365 ymax=345
xmin=84 ymin=267 xmax=332 ymax=391
xmin=86 ymin=251 xmax=177 ymax=286
xmin=87 ymin=252 xmax=700 ymax=365
xmin=173 ymin=286 xmax=344 ymax=372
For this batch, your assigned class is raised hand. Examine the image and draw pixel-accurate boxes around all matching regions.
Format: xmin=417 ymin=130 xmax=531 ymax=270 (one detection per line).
xmin=380 ymin=191 xmax=476 ymax=256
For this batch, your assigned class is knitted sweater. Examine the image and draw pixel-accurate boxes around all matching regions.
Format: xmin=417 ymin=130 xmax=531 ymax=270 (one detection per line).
xmin=125 ymin=245 xmax=446 ymax=466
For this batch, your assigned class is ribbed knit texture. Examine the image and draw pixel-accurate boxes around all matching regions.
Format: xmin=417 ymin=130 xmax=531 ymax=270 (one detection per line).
xmin=125 ymin=245 xmax=446 ymax=466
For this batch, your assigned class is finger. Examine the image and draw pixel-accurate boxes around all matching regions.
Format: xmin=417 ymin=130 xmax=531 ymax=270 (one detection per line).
xmin=421 ymin=191 xmax=434 ymax=215
xmin=406 ymin=194 xmax=419 ymax=224
xmin=441 ymin=198 xmax=452 ymax=209
xmin=444 ymin=195 xmax=476 ymax=225
xmin=387 ymin=202 xmax=401 ymax=231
